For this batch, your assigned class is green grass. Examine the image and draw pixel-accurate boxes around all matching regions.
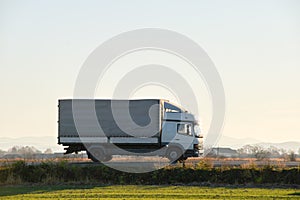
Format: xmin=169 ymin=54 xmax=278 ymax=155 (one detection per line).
xmin=0 ymin=185 xmax=299 ymax=200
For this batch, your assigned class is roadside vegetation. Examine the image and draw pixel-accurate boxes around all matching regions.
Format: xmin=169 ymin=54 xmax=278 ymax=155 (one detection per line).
xmin=0 ymin=160 xmax=299 ymax=186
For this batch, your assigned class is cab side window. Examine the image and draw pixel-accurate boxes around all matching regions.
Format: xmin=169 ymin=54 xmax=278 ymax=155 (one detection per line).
xmin=177 ymin=123 xmax=192 ymax=136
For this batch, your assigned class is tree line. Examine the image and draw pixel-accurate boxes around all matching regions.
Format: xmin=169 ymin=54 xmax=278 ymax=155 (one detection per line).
xmin=236 ymin=145 xmax=298 ymax=161
xmin=0 ymin=146 xmax=52 ymax=156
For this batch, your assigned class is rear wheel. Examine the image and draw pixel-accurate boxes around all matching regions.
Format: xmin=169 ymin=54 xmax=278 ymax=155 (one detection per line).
xmin=102 ymin=154 xmax=112 ymax=162
xmin=87 ymin=147 xmax=107 ymax=162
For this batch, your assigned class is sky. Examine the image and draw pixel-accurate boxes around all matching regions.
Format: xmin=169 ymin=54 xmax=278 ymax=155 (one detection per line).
xmin=0 ymin=0 xmax=300 ymax=143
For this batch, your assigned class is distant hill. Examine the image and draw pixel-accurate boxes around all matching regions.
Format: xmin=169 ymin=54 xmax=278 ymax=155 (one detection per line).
xmin=0 ymin=136 xmax=63 ymax=152
xmin=217 ymin=135 xmax=261 ymax=149
xmin=217 ymin=135 xmax=300 ymax=152
xmin=255 ymin=141 xmax=300 ymax=152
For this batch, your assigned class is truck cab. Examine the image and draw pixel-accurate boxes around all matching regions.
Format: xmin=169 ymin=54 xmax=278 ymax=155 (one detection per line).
xmin=161 ymin=102 xmax=203 ymax=161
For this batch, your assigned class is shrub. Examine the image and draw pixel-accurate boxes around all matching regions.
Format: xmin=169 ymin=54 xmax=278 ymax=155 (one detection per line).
xmin=196 ymin=159 xmax=213 ymax=170
xmin=0 ymin=161 xmax=299 ymax=185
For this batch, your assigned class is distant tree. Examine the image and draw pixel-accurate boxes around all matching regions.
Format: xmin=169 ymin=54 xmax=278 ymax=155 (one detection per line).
xmin=26 ymin=146 xmax=42 ymax=159
xmin=237 ymin=145 xmax=254 ymax=155
xmin=267 ymin=146 xmax=280 ymax=156
xmin=8 ymin=146 xmax=41 ymax=154
xmin=237 ymin=145 xmax=270 ymax=160
xmin=278 ymin=148 xmax=287 ymax=155
xmin=0 ymin=149 xmax=6 ymax=155
xmin=9 ymin=146 xmax=19 ymax=154
xmin=252 ymin=146 xmax=270 ymax=160
xmin=44 ymin=148 xmax=53 ymax=154
xmin=284 ymin=151 xmax=296 ymax=162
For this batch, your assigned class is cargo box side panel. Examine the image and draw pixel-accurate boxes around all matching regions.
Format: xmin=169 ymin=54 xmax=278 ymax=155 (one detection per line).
xmin=58 ymin=99 xmax=161 ymax=138
xmin=100 ymin=100 xmax=161 ymax=137
xmin=59 ymin=100 xmax=113 ymax=137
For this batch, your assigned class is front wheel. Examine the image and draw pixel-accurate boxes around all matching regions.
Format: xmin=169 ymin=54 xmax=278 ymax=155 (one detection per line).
xmin=166 ymin=147 xmax=183 ymax=162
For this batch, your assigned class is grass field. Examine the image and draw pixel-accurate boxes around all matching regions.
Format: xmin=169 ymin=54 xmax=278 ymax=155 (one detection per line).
xmin=0 ymin=185 xmax=299 ymax=199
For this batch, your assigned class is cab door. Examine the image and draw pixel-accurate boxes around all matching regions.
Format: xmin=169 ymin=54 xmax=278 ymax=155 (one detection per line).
xmin=173 ymin=123 xmax=194 ymax=150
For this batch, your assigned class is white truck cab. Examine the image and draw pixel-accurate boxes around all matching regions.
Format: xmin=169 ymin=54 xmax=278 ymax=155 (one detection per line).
xmin=162 ymin=102 xmax=203 ymax=160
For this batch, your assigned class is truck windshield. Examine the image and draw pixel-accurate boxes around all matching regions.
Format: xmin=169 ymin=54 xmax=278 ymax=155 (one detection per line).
xmin=194 ymin=125 xmax=201 ymax=138
xmin=164 ymin=102 xmax=184 ymax=113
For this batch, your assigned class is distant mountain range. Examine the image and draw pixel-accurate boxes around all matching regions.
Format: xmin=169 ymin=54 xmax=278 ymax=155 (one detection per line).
xmin=0 ymin=136 xmax=64 ymax=152
xmin=217 ymin=135 xmax=300 ymax=152
xmin=0 ymin=135 xmax=299 ymax=153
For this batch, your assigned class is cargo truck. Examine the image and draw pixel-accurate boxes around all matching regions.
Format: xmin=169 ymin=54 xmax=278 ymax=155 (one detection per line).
xmin=58 ymin=99 xmax=203 ymax=162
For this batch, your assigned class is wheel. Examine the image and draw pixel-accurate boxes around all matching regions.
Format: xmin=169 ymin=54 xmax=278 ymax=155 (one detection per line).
xmin=166 ymin=147 xmax=183 ymax=162
xmin=102 ymin=154 xmax=112 ymax=162
xmin=87 ymin=147 xmax=106 ymax=162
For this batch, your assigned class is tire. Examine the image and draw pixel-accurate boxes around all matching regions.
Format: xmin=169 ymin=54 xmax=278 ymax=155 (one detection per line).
xmin=102 ymin=154 xmax=113 ymax=162
xmin=166 ymin=147 xmax=183 ymax=162
xmin=87 ymin=147 xmax=106 ymax=162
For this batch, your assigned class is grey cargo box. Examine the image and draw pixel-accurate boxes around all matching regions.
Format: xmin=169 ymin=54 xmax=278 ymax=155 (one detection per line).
xmin=58 ymin=99 xmax=163 ymax=138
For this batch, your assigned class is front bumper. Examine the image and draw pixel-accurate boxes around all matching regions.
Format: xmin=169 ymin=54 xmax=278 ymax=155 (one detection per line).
xmin=184 ymin=149 xmax=202 ymax=158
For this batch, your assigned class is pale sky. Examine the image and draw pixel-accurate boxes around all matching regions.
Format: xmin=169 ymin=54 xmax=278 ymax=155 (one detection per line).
xmin=0 ymin=0 xmax=300 ymax=143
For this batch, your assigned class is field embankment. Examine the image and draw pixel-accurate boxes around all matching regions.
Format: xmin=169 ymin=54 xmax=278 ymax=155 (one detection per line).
xmin=0 ymin=160 xmax=299 ymax=186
